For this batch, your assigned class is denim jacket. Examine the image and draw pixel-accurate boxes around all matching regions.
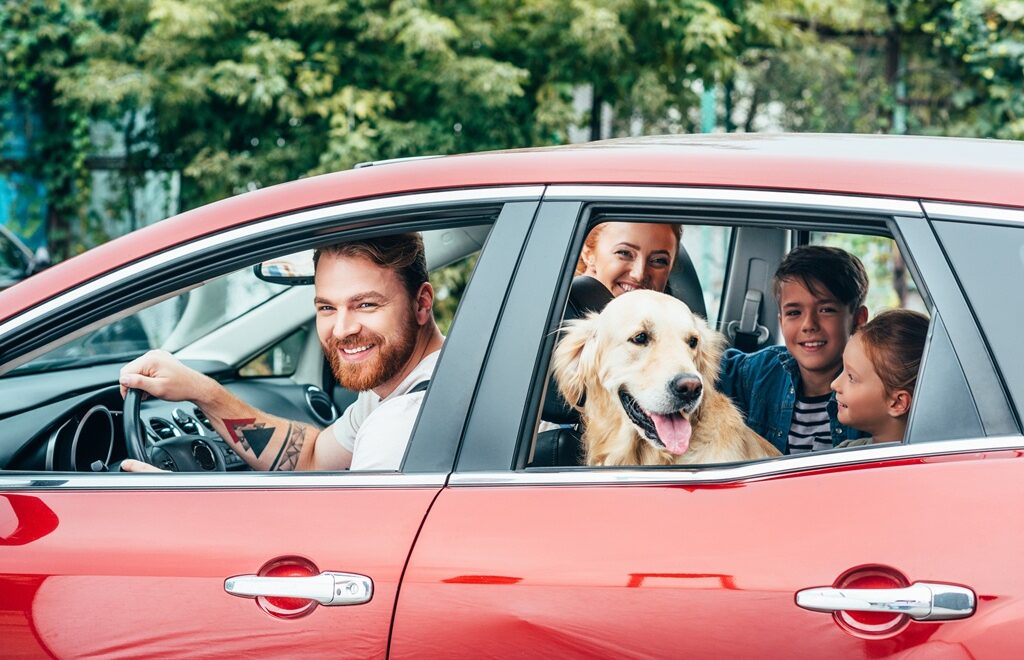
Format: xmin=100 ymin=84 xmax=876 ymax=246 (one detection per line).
xmin=718 ymin=345 xmax=864 ymax=454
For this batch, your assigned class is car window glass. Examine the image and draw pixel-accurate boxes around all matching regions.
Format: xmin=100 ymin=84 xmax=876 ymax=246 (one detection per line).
xmin=239 ymin=327 xmax=309 ymax=377
xmin=1 ymin=219 xmax=496 ymax=476
xmin=681 ymin=225 xmax=731 ymax=326
xmin=11 ymin=269 xmax=287 ymax=375
xmin=810 ymin=232 xmax=928 ymax=314
xmin=532 ymin=219 xmax=953 ymax=470
xmin=932 ymin=220 xmax=1024 ymax=416
xmin=905 ymin=312 xmax=984 ymax=443
xmin=430 ymin=252 xmax=478 ymax=335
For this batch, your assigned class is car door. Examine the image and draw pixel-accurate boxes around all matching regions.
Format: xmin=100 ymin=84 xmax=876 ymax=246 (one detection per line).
xmin=0 ymin=193 xmax=541 ymax=658
xmin=390 ymin=188 xmax=1024 ymax=657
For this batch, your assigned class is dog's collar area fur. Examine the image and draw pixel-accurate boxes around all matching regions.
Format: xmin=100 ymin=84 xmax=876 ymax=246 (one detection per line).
xmin=618 ymin=389 xmax=664 ymax=448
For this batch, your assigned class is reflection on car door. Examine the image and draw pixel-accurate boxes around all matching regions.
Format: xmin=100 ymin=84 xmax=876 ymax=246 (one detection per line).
xmin=1 ymin=484 xmax=441 ymax=658
xmin=395 ymin=453 xmax=1024 ymax=657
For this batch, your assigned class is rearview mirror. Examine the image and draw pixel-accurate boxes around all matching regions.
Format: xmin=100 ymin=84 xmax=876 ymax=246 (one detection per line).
xmin=253 ymin=250 xmax=315 ymax=285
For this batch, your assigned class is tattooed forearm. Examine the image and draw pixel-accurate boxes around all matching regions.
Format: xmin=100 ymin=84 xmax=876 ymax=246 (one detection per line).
xmin=222 ymin=417 xmax=276 ymax=458
xmin=269 ymin=423 xmax=307 ymax=471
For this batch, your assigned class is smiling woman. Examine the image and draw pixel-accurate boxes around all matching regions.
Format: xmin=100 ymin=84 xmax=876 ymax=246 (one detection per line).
xmin=575 ymin=222 xmax=681 ymax=296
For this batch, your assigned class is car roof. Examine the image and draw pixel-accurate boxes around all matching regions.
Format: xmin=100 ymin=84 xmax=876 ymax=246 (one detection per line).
xmin=3 ymin=133 xmax=1023 ymax=324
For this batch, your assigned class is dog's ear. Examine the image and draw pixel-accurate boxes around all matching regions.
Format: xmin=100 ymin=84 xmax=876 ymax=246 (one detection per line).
xmin=695 ymin=317 xmax=727 ymax=379
xmin=551 ymin=314 xmax=599 ymax=410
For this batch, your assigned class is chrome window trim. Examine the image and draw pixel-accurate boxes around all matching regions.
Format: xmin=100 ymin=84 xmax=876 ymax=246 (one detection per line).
xmin=0 ymin=471 xmax=447 ymax=490
xmin=451 ymin=436 xmax=1024 ymax=486
xmin=922 ymin=201 xmax=1024 ymax=225
xmin=0 ymin=186 xmax=545 ymax=341
xmin=544 ymin=185 xmax=924 ymax=216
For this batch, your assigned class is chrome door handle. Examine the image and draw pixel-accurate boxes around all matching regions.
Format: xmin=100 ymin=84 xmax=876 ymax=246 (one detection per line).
xmin=796 ymin=581 xmax=975 ymax=621
xmin=224 ymin=571 xmax=373 ymax=606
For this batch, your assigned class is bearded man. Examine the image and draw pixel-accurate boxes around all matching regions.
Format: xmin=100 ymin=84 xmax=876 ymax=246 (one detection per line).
xmin=118 ymin=233 xmax=443 ymax=472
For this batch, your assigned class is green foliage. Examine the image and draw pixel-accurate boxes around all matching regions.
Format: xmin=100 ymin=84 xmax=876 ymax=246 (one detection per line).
xmin=2 ymin=0 xmax=1022 ymax=262
xmin=1 ymin=0 xmax=97 ymax=257
xmin=734 ymin=0 xmax=1024 ymax=138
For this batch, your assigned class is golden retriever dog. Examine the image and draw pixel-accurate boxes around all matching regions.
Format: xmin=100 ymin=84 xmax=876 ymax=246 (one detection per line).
xmin=552 ymin=290 xmax=780 ymax=466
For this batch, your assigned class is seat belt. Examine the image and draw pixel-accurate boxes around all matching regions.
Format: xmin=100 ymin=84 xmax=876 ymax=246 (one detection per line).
xmin=728 ymin=289 xmax=770 ymax=352
xmin=726 ymin=257 xmax=771 ymax=353
xmin=408 ymin=380 xmax=430 ymax=394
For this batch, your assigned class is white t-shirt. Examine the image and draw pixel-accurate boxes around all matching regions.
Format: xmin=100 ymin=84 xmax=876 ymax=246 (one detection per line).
xmin=332 ymin=350 xmax=440 ymax=471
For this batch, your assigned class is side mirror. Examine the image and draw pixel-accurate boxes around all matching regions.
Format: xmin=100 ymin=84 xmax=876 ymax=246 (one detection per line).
xmin=27 ymin=246 xmax=50 ymax=275
xmin=253 ymin=250 xmax=315 ymax=285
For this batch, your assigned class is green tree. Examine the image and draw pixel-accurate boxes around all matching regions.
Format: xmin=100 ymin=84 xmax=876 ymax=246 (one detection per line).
xmin=730 ymin=0 xmax=1024 ymax=139
xmin=4 ymin=0 xmax=1021 ymax=263
xmin=1 ymin=1 xmax=97 ymax=257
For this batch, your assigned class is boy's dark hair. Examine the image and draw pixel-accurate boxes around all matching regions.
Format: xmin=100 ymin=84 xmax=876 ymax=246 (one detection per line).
xmin=313 ymin=233 xmax=428 ymax=299
xmin=772 ymin=245 xmax=868 ymax=312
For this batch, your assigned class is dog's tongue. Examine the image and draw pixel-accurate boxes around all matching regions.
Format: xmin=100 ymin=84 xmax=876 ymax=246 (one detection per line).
xmin=651 ymin=413 xmax=692 ymax=455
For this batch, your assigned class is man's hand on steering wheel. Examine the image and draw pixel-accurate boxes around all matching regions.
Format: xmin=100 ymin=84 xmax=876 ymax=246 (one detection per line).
xmin=119 ymin=349 xmax=216 ymax=403
xmin=119 ymin=350 xmax=227 ymax=473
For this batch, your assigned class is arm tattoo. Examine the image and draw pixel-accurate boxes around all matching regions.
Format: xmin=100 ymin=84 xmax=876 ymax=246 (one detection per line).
xmin=222 ymin=417 xmax=275 ymax=458
xmin=269 ymin=423 xmax=307 ymax=471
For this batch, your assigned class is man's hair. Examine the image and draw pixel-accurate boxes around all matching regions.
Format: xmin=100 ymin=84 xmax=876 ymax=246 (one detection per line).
xmin=772 ymin=245 xmax=868 ymax=312
xmin=313 ymin=233 xmax=428 ymax=299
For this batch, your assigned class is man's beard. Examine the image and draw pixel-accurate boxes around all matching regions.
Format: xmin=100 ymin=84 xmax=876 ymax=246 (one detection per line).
xmin=323 ymin=313 xmax=419 ymax=392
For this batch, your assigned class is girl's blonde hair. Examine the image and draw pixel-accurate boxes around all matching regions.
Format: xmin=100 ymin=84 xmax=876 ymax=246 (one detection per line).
xmin=857 ymin=309 xmax=930 ymax=396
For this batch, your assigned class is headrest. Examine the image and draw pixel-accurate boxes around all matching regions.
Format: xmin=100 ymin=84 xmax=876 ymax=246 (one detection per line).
xmin=668 ymin=243 xmax=707 ymax=319
xmin=542 ymin=276 xmax=613 ymax=424
xmin=564 ymin=275 xmax=614 ymax=320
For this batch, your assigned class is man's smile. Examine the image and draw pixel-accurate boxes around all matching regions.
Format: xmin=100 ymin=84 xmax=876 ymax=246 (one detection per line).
xmin=340 ymin=343 xmax=378 ymax=362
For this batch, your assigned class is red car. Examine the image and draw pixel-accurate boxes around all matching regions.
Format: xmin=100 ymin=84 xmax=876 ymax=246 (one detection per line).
xmin=1 ymin=134 xmax=1022 ymax=658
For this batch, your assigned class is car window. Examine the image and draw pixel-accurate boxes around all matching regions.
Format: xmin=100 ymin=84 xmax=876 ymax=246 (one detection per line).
xmin=810 ymin=232 xmax=927 ymax=314
xmin=529 ymin=216 xmax=963 ymax=470
xmin=239 ymin=327 xmax=309 ymax=377
xmin=0 ymin=212 xmax=502 ymax=476
xmin=932 ymin=219 xmax=1024 ymax=416
xmin=681 ymin=225 xmax=732 ymax=327
xmin=11 ymin=269 xmax=287 ymax=375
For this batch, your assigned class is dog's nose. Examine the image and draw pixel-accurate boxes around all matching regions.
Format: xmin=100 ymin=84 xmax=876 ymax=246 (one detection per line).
xmin=670 ymin=374 xmax=702 ymax=404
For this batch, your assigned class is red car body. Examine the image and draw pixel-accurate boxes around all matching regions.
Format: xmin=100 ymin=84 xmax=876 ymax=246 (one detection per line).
xmin=1 ymin=134 xmax=1022 ymax=658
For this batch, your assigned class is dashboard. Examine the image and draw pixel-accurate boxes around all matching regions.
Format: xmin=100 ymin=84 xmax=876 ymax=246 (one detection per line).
xmin=0 ymin=360 xmax=341 ymax=472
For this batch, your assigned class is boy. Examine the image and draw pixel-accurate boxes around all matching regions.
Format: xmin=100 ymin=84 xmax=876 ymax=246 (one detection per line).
xmin=719 ymin=245 xmax=869 ymax=454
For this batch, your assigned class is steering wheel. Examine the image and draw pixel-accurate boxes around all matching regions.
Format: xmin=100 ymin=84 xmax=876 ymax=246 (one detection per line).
xmin=123 ymin=388 xmax=227 ymax=472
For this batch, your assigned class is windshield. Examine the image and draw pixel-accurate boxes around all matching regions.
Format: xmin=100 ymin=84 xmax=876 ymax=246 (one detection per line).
xmin=12 ymin=268 xmax=287 ymax=375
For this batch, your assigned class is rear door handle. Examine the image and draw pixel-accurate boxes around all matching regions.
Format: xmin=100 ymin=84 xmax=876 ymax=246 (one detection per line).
xmin=796 ymin=581 xmax=975 ymax=621
xmin=224 ymin=571 xmax=373 ymax=606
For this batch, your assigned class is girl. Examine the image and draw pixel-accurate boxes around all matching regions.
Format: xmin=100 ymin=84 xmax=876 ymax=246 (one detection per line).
xmin=831 ymin=308 xmax=930 ymax=446
xmin=576 ymin=222 xmax=681 ymax=296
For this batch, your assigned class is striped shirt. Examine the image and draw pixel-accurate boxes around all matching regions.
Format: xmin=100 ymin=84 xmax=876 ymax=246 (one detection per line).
xmin=788 ymin=392 xmax=833 ymax=454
